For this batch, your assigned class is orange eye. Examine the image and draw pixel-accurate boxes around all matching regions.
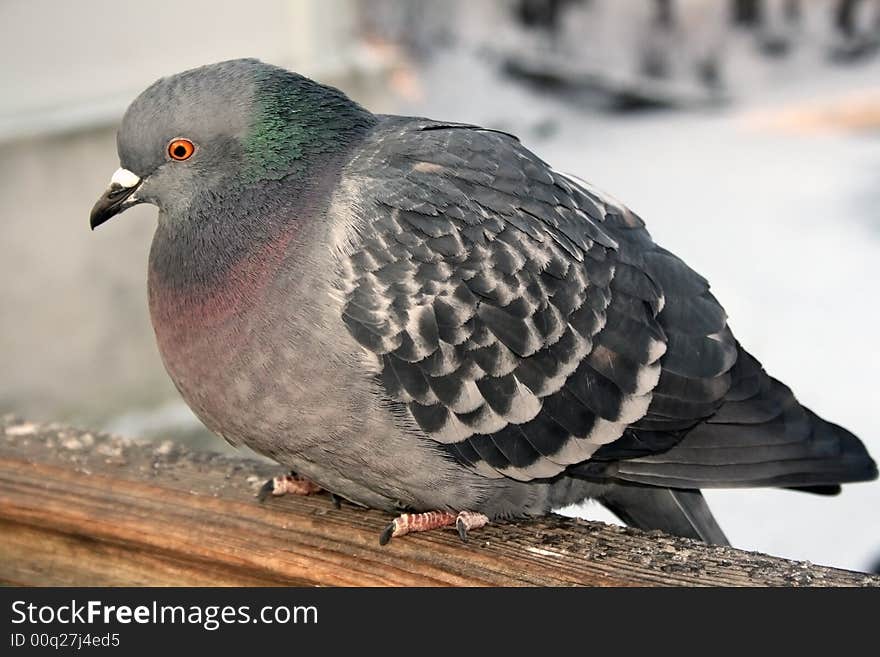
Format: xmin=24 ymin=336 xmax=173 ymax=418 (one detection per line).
xmin=167 ymin=138 xmax=195 ymax=161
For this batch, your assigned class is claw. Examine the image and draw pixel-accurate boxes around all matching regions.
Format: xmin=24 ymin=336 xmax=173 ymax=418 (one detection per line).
xmin=455 ymin=511 xmax=489 ymax=543
xmin=379 ymin=522 xmax=396 ymax=546
xmin=256 ymin=478 xmax=275 ymax=503
xmin=377 ymin=510 xmax=482 ymax=545
xmin=329 ymin=493 xmax=343 ymax=510
xmin=257 ymin=471 xmax=323 ymax=502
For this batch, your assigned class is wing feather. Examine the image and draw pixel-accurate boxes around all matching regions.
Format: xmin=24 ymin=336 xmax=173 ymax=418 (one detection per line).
xmin=335 ymin=117 xmax=876 ymax=489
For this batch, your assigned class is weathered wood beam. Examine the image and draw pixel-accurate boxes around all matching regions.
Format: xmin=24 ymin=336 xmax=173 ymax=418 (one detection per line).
xmin=1 ymin=416 xmax=877 ymax=587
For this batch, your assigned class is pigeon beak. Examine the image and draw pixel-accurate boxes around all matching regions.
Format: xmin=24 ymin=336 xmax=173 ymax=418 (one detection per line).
xmin=89 ymin=168 xmax=143 ymax=230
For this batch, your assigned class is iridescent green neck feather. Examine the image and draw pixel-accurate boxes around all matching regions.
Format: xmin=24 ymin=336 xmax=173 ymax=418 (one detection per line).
xmin=243 ymin=68 xmax=377 ymax=183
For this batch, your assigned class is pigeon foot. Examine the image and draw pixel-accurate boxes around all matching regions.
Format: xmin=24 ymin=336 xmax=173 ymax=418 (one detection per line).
xmin=379 ymin=510 xmax=489 ymax=545
xmin=257 ymin=471 xmax=323 ymax=502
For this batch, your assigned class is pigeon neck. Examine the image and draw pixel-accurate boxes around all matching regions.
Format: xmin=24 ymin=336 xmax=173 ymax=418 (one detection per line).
xmin=242 ymin=71 xmax=377 ymax=184
xmin=146 ymin=147 xmax=352 ymax=331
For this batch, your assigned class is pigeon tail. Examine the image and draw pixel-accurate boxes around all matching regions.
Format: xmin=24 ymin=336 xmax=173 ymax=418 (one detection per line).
xmin=589 ymin=345 xmax=878 ymax=492
xmin=598 ymin=484 xmax=730 ymax=546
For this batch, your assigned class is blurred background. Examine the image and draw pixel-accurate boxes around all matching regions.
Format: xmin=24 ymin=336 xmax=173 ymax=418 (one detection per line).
xmin=1 ymin=0 xmax=878 ymax=572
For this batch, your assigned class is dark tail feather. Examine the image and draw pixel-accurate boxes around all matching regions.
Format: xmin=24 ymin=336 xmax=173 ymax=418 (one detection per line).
xmin=610 ymin=390 xmax=878 ymax=491
xmin=784 ymin=484 xmax=841 ymax=495
xmin=599 ymin=484 xmax=730 ymax=546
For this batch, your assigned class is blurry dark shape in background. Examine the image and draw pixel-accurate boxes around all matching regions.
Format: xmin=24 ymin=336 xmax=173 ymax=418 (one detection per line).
xmin=832 ymin=0 xmax=880 ymax=59
xmin=732 ymin=0 xmax=764 ymax=25
xmin=516 ymin=0 xmax=582 ymax=33
xmin=732 ymin=0 xmax=879 ymax=59
xmin=503 ymin=0 xmax=879 ymax=110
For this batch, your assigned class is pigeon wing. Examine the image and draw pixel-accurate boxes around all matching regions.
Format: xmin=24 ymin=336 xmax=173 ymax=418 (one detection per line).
xmin=337 ymin=118 xmax=669 ymax=481
xmin=337 ymin=118 xmax=877 ymax=489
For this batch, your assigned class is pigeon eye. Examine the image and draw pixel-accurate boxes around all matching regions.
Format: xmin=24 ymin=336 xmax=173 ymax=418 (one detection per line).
xmin=167 ymin=138 xmax=195 ymax=161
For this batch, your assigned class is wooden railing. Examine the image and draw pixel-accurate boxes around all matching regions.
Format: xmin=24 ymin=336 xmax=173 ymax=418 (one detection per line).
xmin=1 ymin=415 xmax=877 ymax=587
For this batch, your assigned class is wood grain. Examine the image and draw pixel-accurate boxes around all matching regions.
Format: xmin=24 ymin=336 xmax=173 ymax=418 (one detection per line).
xmin=1 ymin=415 xmax=877 ymax=587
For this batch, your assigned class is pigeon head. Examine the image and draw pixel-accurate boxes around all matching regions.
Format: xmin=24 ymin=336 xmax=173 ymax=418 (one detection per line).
xmin=90 ymin=58 xmax=375 ymax=229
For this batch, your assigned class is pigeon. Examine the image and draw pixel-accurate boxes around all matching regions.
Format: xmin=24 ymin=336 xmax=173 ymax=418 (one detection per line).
xmin=90 ymin=59 xmax=877 ymax=546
